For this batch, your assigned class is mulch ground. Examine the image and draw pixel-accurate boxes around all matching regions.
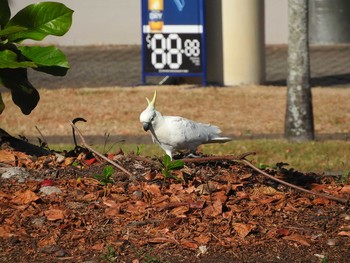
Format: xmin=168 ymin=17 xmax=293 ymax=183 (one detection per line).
xmin=0 ymin=146 xmax=350 ymax=263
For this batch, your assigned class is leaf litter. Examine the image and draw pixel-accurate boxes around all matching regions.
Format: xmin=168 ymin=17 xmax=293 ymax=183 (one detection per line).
xmin=0 ymin=148 xmax=350 ymax=262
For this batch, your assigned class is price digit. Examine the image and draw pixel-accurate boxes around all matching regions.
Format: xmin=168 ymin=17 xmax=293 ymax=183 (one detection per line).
xmin=149 ymin=33 xmax=184 ymax=70
xmin=184 ymin=39 xmax=201 ymax=57
xmin=151 ymin=34 xmax=166 ymax=69
xmin=166 ymin=34 xmax=182 ymax=69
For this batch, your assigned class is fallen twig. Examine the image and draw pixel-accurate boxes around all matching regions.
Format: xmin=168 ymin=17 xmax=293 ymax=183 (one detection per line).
xmin=181 ymin=152 xmax=348 ymax=205
xmin=181 ymin=152 xmax=256 ymax=163
xmin=242 ymin=159 xmax=349 ymax=205
xmin=70 ymin=122 xmax=133 ymax=177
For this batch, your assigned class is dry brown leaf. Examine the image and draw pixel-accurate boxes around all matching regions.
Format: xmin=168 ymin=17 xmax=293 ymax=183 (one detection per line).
xmin=233 ymin=223 xmax=254 ymax=239
xmin=203 ymin=200 xmax=222 ymax=217
xmin=64 ymin=157 xmax=75 ymax=166
xmin=169 ymin=183 xmax=184 ymax=193
xmin=91 ymin=242 xmax=105 ymax=251
xmin=0 ymin=190 xmax=12 ymax=200
xmin=185 ymin=186 xmax=195 ymax=193
xmin=283 ymin=233 xmax=311 ymax=246
xmin=144 ymin=184 xmax=161 ymax=196
xmin=144 ymin=170 xmax=156 ymax=180
xmin=125 ymin=201 xmax=146 ymax=214
xmin=152 ymin=195 xmax=169 ymax=206
xmin=148 ymin=237 xmax=177 ymax=244
xmin=0 ymin=225 xmax=16 ymax=238
xmin=212 ymin=191 xmax=227 ymax=203
xmin=37 ymin=235 xmax=57 ymax=247
xmin=0 ymin=150 xmax=16 ymax=165
xmin=276 ymin=228 xmax=290 ymax=238
xmin=189 ymin=201 xmax=205 ymax=209
xmin=258 ymin=193 xmax=285 ymax=204
xmin=311 ymin=183 xmax=329 ymax=191
xmin=338 ymin=231 xmax=350 ymax=237
xmin=180 ymin=240 xmax=198 ymax=249
xmin=82 ymin=192 xmax=99 ymax=202
xmin=194 ymin=234 xmax=211 ymax=244
xmin=340 ymin=185 xmax=350 ymax=193
xmin=105 ymin=206 xmax=121 ymax=217
xmin=170 ymin=205 xmax=189 ymax=217
xmin=103 ymin=198 xmax=118 ymax=207
xmin=312 ymin=197 xmax=331 ymax=205
xmin=12 ymin=190 xmax=39 ymax=205
xmin=45 ymin=209 xmax=65 ymax=221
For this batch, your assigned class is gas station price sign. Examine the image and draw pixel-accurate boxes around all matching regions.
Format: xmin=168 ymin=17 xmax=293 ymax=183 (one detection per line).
xmin=141 ymin=0 xmax=206 ymax=85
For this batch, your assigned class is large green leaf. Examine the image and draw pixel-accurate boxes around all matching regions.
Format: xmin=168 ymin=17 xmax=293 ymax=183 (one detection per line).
xmin=5 ymin=2 xmax=73 ymax=42
xmin=0 ymin=25 xmax=28 ymax=37
xmin=0 ymin=49 xmax=37 ymax=68
xmin=0 ymin=0 xmax=11 ymax=28
xmin=19 ymin=46 xmax=69 ymax=76
xmin=0 ymin=68 xmax=39 ymax=114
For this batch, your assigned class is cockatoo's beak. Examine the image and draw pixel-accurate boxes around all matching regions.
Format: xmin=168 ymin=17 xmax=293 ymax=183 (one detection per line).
xmin=142 ymin=122 xmax=151 ymax=131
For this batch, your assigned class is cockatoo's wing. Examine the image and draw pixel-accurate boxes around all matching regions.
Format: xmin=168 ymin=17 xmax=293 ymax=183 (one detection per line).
xmin=153 ymin=116 xmax=231 ymax=151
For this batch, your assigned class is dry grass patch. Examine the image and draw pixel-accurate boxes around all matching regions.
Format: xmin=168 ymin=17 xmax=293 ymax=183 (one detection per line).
xmin=3 ymin=85 xmax=350 ymax=138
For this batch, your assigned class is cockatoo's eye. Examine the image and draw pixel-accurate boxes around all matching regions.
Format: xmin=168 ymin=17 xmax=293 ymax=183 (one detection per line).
xmin=150 ymin=113 xmax=156 ymax=122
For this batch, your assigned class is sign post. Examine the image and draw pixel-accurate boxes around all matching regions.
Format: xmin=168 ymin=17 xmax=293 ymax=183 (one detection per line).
xmin=141 ymin=0 xmax=206 ymax=85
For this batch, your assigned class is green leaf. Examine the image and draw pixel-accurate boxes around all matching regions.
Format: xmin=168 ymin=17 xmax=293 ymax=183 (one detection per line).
xmin=103 ymin=166 xmax=114 ymax=177
xmin=0 ymin=0 xmax=11 ymax=28
xmin=168 ymin=160 xmax=184 ymax=170
xmin=0 ymin=25 xmax=27 ymax=37
xmin=163 ymin=154 xmax=171 ymax=167
xmin=18 ymin=46 xmax=69 ymax=76
xmin=0 ymin=92 xmax=4 ymax=114
xmin=0 ymin=50 xmax=37 ymax=68
xmin=5 ymin=2 xmax=73 ymax=42
xmin=0 ymin=68 xmax=39 ymax=114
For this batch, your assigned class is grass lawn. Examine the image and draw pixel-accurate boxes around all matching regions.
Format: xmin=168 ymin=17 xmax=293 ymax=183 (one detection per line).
xmin=50 ymin=139 xmax=350 ymax=175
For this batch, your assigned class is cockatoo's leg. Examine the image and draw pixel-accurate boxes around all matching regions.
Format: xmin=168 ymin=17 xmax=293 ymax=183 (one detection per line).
xmin=165 ymin=149 xmax=173 ymax=160
xmin=184 ymin=152 xmax=202 ymax=159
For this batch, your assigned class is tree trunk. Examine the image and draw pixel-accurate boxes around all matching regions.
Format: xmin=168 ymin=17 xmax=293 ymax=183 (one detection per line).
xmin=285 ymin=0 xmax=314 ymax=141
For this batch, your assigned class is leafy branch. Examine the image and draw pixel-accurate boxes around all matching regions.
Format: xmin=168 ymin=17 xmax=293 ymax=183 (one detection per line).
xmin=0 ymin=1 xmax=73 ymax=115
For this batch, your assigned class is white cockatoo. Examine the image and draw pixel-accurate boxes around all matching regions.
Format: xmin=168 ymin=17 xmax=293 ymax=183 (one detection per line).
xmin=139 ymin=91 xmax=232 ymax=159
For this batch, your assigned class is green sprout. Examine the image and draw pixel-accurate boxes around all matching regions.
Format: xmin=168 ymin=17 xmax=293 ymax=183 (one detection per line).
xmin=160 ymin=154 xmax=184 ymax=180
xmin=94 ymin=165 xmax=115 ymax=186
xmin=100 ymin=245 xmax=117 ymax=262
xmin=136 ymin=145 xmax=144 ymax=156
xmin=341 ymin=170 xmax=350 ymax=184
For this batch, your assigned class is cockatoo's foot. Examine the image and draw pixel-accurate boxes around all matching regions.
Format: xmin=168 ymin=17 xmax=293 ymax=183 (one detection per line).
xmin=184 ymin=152 xmax=202 ymax=159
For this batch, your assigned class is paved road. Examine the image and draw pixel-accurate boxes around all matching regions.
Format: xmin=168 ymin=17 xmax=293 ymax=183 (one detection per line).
xmin=27 ymin=45 xmax=350 ymax=89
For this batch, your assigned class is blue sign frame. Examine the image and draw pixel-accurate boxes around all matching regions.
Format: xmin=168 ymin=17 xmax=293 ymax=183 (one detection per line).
xmin=141 ymin=0 xmax=207 ymax=85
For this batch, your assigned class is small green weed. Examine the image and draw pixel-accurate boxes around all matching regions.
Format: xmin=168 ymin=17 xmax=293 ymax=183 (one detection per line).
xmin=94 ymin=165 xmax=115 ymax=186
xmin=341 ymin=170 xmax=350 ymax=184
xmin=160 ymin=155 xmax=184 ymax=180
xmin=143 ymin=254 xmax=160 ymax=263
xmin=101 ymin=245 xmax=117 ymax=262
xmin=136 ymin=145 xmax=144 ymax=156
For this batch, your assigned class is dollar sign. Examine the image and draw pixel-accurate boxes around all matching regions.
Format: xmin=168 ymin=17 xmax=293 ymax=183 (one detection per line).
xmin=146 ymin=34 xmax=151 ymax=49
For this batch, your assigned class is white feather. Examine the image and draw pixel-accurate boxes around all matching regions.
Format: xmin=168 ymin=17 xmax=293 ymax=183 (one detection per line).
xmin=139 ymin=92 xmax=231 ymax=159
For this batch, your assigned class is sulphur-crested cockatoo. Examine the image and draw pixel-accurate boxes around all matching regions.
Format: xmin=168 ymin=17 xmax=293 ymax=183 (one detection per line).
xmin=139 ymin=91 xmax=231 ymax=159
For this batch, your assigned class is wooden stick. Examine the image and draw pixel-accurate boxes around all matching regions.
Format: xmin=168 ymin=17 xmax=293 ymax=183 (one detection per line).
xmin=70 ymin=122 xmax=133 ymax=177
xmin=181 ymin=152 xmax=348 ymax=204
xmin=242 ymin=159 xmax=349 ymax=205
